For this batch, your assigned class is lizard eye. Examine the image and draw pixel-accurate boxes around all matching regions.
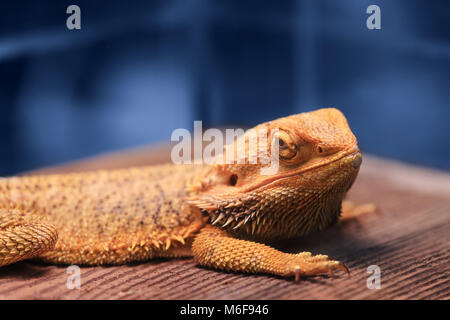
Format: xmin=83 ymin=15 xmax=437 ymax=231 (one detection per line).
xmin=276 ymin=130 xmax=297 ymax=160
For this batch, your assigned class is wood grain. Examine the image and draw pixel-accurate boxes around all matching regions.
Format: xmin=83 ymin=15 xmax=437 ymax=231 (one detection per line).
xmin=1 ymin=146 xmax=449 ymax=300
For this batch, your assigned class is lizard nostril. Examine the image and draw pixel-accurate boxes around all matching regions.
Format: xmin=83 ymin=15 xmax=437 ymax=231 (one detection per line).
xmin=229 ymin=174 xmax=238 ymax=186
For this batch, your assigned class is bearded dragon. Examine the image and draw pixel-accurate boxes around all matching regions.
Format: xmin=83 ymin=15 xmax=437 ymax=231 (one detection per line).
xmin=0 ymin=108 xmax=363 ymax=282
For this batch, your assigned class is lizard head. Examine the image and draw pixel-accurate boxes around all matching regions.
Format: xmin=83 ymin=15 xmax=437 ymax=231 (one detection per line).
xmin=187 ymin=108 xmax=362 ymax=240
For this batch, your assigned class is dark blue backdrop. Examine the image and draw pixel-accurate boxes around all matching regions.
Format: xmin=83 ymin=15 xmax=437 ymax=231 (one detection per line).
xmin=0 ymin=0 xmax=449 ymax=175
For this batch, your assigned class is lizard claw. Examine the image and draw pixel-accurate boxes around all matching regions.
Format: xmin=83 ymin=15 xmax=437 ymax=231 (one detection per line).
xmin=288 ymin=254 xmax=350 ymax=281
xmin=337 ymin=261 xmax=350 ymax=276
xmin=294 ymin=266 xmax=302 ymax=283
xmin=326 ymin=263 xmax=335 ymax=277
xmin=326 ymin=261 xmax=350 ymax=277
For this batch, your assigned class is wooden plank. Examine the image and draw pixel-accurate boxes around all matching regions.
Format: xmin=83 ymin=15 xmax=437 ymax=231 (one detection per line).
xmin=1 ymin=147 xmax=449 ymax=300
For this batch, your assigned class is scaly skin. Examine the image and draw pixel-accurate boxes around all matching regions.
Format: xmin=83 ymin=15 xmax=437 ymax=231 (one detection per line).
xmin=0 ymin=108 xmax=362 ymax=281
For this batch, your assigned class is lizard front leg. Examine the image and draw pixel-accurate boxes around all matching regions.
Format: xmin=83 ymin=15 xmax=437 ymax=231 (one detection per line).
xmin=192 ymin=226 xmax=348 ymax=282
xmin=0 ymin=206 xmax=58 ymax=267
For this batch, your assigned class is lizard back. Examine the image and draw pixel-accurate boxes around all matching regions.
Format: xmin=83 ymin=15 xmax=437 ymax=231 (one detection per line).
xmin=0 ymin=164 xmax=206 ymax=264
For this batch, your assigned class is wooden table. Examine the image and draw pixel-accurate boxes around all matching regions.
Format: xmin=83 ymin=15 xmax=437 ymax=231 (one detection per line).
xmin=0 ymin=145 xmax=449 ymax=299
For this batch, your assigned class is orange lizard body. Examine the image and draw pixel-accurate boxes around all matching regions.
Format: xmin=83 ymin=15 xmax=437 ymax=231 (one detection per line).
xmin=0 ymin=108 xmax=363 ymax=281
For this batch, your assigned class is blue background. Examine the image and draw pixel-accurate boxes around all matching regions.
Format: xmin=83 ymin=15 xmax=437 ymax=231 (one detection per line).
xmin=0 ymin=0 xmax=449 ymax=175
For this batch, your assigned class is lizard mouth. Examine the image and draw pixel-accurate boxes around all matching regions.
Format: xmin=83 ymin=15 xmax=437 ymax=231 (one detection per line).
xmin=241 ymin=148 xmax=362 ymax=193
